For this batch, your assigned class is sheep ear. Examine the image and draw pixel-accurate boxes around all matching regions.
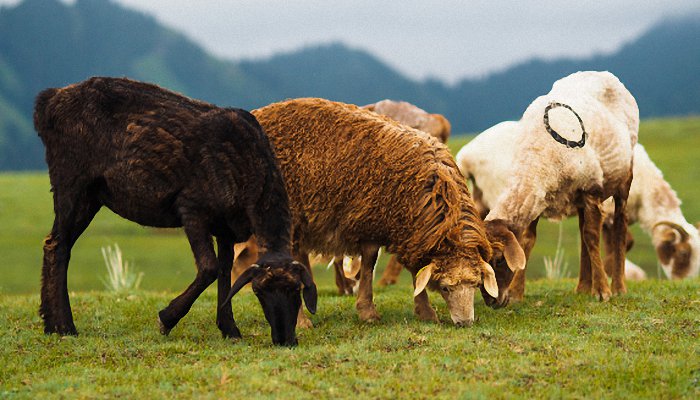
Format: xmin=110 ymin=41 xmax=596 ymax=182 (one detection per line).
xmin=233 ymin=242 xmax=248 ymax=259
xmin=481 ymin=261 xmax=499 ymax=298
xmin=413 ymin=263 xmax=434 ymax=297
xmin=343 ymin=257 xmax=361 ymax=278
xmin=503 ymin=231 xmax=526 ymax=271
xmin=655 ymin=236 xmax=676 ymax=265
xmin=298 ymin=265 xmax=318 ymax=315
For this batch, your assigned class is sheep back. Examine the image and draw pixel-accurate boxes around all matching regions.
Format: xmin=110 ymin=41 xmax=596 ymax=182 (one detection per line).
xmin=363 ymin=99 xmax=451 ymax=143
xmin=486 ymin=71 xmax=638 ymax=224
xmin=34 ymin=77 xmax=290 ymax=250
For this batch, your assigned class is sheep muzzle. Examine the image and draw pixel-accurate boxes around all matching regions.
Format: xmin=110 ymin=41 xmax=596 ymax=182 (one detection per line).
xmin=439 ymin=285 xmax=475 ymax=326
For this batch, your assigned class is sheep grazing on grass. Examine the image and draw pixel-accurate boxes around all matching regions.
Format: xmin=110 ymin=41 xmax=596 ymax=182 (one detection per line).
xmin=361 ymin=100 xmax=452 ymax=288
xmin=457 ymin=71 xmax=638 ymax=306
xmin=602 ymin=144 xmax=699 ymax=280
xmin=34 ymin=77 xmax=316 ymax=346
xmin=234 ymin=100 xmax=453 ymax=296
xmin=238 ymin=97 xmax=500 ymax=326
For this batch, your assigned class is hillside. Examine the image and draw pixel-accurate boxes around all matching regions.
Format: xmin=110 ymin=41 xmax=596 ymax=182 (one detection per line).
xmin=0 ymin=0 xmax=699 ymax=170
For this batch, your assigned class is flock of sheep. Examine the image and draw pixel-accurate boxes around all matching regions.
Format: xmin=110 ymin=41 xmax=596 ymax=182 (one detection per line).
xmin=33 ymin=71 xmax=699 ymax=346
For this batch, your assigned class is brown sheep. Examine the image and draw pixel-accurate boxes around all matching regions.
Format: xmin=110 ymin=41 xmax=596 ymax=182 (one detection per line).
xmin=34 ymin=77 xmax=316 ymax=346
xmin=238 ymin=98 xmax=499 ymax=326
xmin=362 ymin=99 xmax=452 ymax=288
xmin=234 ymin=100 xmax=453 ymax=295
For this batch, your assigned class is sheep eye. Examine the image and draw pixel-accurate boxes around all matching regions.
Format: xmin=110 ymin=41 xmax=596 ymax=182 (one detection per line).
xmin=440 ymin=286 xmax=450 ymax=293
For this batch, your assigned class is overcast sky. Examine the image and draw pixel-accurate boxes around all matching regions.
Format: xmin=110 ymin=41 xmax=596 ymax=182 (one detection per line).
xmin=2 ymin=0 xmax=699 ymax=83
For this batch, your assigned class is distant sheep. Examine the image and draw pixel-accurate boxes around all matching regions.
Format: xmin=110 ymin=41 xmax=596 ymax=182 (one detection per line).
xmin=238 ymin=98 xmax=501 ymax=326
xmin=624 ymin=259 xmax=647 ymax=281
xmin=363 ymin=99 xmax=451 ymax=143
xmin=457 ymin=71 xmax=638 ymax=306
xmin=34 ymin=77 xmax=315 ymax=346
xmin=602 ymin=144 xmax=699 ymax=279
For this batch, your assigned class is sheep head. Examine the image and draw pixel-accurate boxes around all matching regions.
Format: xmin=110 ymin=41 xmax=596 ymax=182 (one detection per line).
xmin=425 ymin=113 xmax=452 ymax=143
xmin=222 ymin=259 xmax=317 ymax=346
xmin=413 ymin=250 xmax=498 ymax=327
xmin=653 ymin=221 xmax=694 ymax=280
xmin=481 ymin=219 xmax=526 ymax=308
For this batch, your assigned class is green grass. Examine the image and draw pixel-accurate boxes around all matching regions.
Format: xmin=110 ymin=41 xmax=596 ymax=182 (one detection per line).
xmin=0 ymin=116 xmax=699 ymax=397
xmin=1 ymin=280 xmax=698 ymax=398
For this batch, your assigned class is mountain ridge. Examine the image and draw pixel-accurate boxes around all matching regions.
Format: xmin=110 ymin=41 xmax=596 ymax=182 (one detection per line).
xmin=0 ymin=0 xmax=698 ymax=170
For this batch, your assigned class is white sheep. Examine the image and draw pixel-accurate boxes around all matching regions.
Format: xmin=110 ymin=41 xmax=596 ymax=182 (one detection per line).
xmin=624 ymin=259 xmax=647 ymax=281
xmin=602 ymin=144 xmax=699 ymax=279
xmin=457 ymin=71 xmax=639 ymax=306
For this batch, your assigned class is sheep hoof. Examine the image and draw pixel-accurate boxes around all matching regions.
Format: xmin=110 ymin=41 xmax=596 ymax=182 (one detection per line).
xmin=595 ymin=289 xmax=612 ymax=302
xmin=220 ymin=325 xmax=242 ymax=340
xmin=158 ymin=316 xmax=172 ymax=336
xmin=575 ymin=283 xmax=592 ymax=294
xmin=44 ymin=321 xmax=78 ymax=336
xmin=358 ymin=308 xmax=382 ymax=323
xmin=611 ymin=284 xmax=627 ymax=296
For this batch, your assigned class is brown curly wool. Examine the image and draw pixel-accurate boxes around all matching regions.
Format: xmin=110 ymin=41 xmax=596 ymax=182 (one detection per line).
xmin=252 ymin=98 xmax=491 ymax=276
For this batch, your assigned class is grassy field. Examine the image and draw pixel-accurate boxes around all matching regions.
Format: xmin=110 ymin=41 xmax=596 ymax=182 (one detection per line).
xmin=1 ymin=280 xmax=698 ymax=398
xmin=0 ymin=116 xmax=699 ymax=398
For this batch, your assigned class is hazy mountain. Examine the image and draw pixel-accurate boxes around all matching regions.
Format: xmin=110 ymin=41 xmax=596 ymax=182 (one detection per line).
xmin=0 ymin=0 xmax=698 ymax=170
xmin=448 ymin=15 xmax=700 ymax=130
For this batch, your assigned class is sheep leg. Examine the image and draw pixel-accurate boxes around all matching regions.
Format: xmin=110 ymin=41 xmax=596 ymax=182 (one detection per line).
xmin=411 ymin=270 xmax=439 ymax=322
xmin=610 ymin=195 xmax=628 ymax=295
xmin=580 ymin=197 xmax=611 ymax=301
xmin=576 ymin=206 xmax=593 ymax=294
xmin=505 ymin=218 xmax=539 ymax=303
xmin=356 ymin=243 xmax=381 ymax=322
xmin=603 ymin=224 xmax=633 ymax=275
xmin=215 ymin=235 xmax=241 ymax=339
xmin=41 ymin=190 xmax=101 ymax=335
xmin=602 ymin=222 xmax=615 ymax=277
xmin=333 ymin=257 xmax=356 ymax=295
xmin=158 ymin=215 xmax=218 ymax=335
xmin=378 ymin=255 xmax=403 ymax=287
xmin=294 ymin=252 xmax=314 ymax=329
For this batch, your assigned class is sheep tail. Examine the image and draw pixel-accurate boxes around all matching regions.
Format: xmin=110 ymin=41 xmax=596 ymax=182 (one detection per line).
xmin=33 ymin=87 xmax=59 ymax=137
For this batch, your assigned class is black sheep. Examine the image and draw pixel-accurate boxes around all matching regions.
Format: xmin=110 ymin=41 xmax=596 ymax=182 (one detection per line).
xmin=33 ymin=77 xmax=316 ymax=346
